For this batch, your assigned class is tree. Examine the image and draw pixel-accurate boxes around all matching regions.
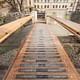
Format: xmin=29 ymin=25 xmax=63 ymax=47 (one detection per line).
xmin=5 ymin=0 xmax=24 ymax=12
xmin=0 ymin=0 xmax=5 ymax=8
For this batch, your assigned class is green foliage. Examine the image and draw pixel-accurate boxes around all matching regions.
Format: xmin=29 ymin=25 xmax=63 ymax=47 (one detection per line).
xmin=34 ymin=8 xmax=39 ymax=12
xmin=0 ymin=0 xmax=5 ymax=5
xmin=0 ymin=13 xmax=5 ymax=25
xmin=64 ymin=14 xmax=69 ymax=20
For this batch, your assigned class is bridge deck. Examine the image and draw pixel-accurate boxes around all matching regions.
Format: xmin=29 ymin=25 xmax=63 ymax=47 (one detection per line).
xmin=3 ymin=23 xmax=80 ymax=80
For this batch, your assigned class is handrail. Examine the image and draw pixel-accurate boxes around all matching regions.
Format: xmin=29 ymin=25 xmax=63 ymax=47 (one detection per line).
xmin=0 ymin=16 xmax=33 ymax=43
xmin=47 ymin=15 xmax=80 ymax=40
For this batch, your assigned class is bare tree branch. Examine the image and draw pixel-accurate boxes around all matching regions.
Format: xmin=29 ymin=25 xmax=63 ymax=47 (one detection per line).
xmin=5 ymin=0 xmax=24 ymax=12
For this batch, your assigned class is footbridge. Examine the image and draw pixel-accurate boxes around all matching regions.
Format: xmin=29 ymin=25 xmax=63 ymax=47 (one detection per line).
xmin=0 ymin=14 xmax=80 ymax=80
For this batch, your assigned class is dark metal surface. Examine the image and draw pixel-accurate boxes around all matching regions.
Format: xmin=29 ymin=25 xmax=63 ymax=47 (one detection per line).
xmin=3 ymin=23 xmax=80 ymax=80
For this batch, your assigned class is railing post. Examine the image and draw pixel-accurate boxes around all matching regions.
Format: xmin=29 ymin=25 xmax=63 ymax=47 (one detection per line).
xmin=46 ymin=16 xmax=49 ymax=24
xmin=46 ymin=15 xmax=55 ymax=24
xmin=31 ymin=11 xmax=37 ymax=23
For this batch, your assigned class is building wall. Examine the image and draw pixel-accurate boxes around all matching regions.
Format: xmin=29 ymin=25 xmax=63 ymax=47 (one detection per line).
xmin=45 ymin=9 xmax=67 ymax=18
xmin=24 ymin=0 xmax=78 ymax=18
xmin=76 ymin=0 xmax=80 ymax=11
xmin=72 ymin=0 xmax=79 ymax=11
xmin=33 ymin=0 xmax=75 ymax=12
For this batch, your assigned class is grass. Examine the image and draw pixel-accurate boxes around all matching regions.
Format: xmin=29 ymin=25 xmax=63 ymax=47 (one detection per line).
xmin=0 ymin=13 xmax=5 ymax=25
xmin=64 ymin=15 xmax=70 ymax=20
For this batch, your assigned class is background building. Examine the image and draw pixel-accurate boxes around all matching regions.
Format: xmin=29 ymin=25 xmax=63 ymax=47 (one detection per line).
xmin=24 ymin=0 xmax=79 ymax=18
xmin=70 ymin=0 xmax=80 ymax=23
xmin=76 ymin=0 xmax=80 ymax=11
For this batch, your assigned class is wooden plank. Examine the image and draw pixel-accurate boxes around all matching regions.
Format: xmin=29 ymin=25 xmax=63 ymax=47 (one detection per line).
xmin=0 ymin=16 xmax=33 ymax=43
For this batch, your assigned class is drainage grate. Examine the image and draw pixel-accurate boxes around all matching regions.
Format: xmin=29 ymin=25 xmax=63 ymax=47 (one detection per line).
xmin=16 ymin=75 xmax=68 ymax=79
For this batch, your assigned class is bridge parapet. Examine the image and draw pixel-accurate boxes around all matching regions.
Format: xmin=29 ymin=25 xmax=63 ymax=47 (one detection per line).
xmin=0 ymin=16 xmax=33 ymax=43
xmin=31 ymin=11 xmax=37 ymax=23
xmin=47 ymin=15 xmax=80 ymax=39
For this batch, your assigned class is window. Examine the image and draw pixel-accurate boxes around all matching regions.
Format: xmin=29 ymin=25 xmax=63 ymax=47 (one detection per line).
xmin=41 ymin=0 xmax=43 ymax=2
xmin=47 ymin=5 xmax=49 ymax=8
xmin=34 ymin=5 xmax=36 ymax=8
xmin=53 ymin=0 xmax=55 ymax=3
xmin=37 ymin=0 xmax=39 ymax=2
xmin=59 ymin=5 xmax=61 ymax=8
xmin=56 ymin=0 xmax=58 ymax=3
xmin=44 ymin=5 xmax=46 ymax=8
xmin=70 ymin=3 xmax=73 ymax=7
xmin=62 ymin=5 xmax=64 ymax=8
xmin=37 ymin=5 xmax=39 ymax=8
xmin=48 ymin=0 xmax=49 ymax=2
xmin=63 ymin=0 xmax=68 ymax=3
xmin=65 ymin=0 xmax=68 ymax=3
xmin=56 ymin=5 xmax=58 ymax=8
xmin=34 ymin=0 xmax=36 ymax=2
xmin=53 ymin=5 xmax=54 ymax=8
xmin=65 ymin=5 xmax=67 ymax=8
xmin=45 ymin=0 xmax=47 ymax=2
xmin=53 ymin=0 xmax=56 ymax=3
xmin=60 ymin=0 xmax=62 ymax=2
xmin=29 ymin=0 xmax=31 ymax=5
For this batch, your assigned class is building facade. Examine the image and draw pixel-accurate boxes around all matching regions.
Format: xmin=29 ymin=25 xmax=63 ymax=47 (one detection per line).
xmin=34 ymin=0 xmax=73 ymax=12
xmin=72 ymin=0 xmax=79 ymax=12
xmin=76 ymin=0 xmax=80 ymax=11
xmin=24 ymin=0 xmax=78 ymax=18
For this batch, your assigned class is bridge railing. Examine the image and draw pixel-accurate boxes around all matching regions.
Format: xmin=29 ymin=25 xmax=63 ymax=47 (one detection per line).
xmin=47 ymin=15 xmax=80 ymax=40
xmin=0 ymin=16 xmax=33 ymax=43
